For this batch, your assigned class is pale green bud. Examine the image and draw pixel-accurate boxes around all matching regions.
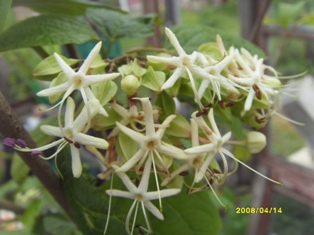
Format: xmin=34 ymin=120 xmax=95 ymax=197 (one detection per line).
xmin=121 ymin=75 xmax=141 ymax=95
xmin=263 ymin=77 xmax=281 ymax=89
xmin=246 ymin=131 xmax=266 ymax=153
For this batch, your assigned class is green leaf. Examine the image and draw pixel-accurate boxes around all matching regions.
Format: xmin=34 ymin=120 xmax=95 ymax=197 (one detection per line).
xmin=92 ymin=107 xmax=121 ymax=131
xmin=21 ymin=200 xmax=44 ymax=229
xmin=278 ymin=1 xmax=305 ymax=27
xmin=91 ymin=80 xmax=117 ymax=106
xmin=48 ymin=73 xmax=68 ymax=104
xmin=142 ymin=66 xmax=165 ymax=92
xmin=32 ymin=55 xmax=80 ymax=81
xmin=43 ymin=214 xmax=82 ymax=235
xmin=0 ymin=14 xmax=98 ymax=52
xmin=165 ymin=114 xmax=191 ymax=138
xmin=0 ymin=0 xmax=12 ymax=33
xmin=11 ymin=154 xmax=30 ymax=183
xmin=12 ymin=0 xmax=124 ymax=16
xmin=155 ymin=91 xmax=176 ymax=120
xmin=233 ymin=145 xmax=252 ymax=162
xmin=116 ymin=131 xmax=138 ymax=163
xmin=167 ymin=25 xmax=265 ymax=58
xmin=86 ymin=8 xmax=155 ymax=41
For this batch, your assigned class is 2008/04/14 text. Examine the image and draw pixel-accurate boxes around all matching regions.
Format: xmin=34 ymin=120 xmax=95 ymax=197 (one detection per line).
xmin=236 ymin=207 xmax=282 ymax=214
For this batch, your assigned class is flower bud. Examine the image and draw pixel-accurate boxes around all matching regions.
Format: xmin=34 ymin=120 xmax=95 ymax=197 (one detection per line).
xmin=263 ymin=76 xmax=281 ymax=89
xmin=245 ymin=131 xmax=266 ymax=153
xmin=121 ymin=75 xmax=141 ymax=95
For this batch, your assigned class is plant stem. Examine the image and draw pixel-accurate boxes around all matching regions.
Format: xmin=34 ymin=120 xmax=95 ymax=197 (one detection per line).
xmin=32 ymin=46 xmax=49 ymax=59
xmin=0 ymin=91 xmax=74 ymax=221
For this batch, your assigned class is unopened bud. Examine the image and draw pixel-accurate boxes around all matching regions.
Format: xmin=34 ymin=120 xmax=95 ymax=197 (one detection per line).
xmin=263 ymin=77 xmax=281 ymax=89
xmin=246 ymin=131 xmax=266 ymax=153
xmin=121 ymin=75 xmax=141 ymax=95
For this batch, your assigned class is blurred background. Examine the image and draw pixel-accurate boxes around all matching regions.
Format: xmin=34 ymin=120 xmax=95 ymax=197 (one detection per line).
xmin=1 ymin=0 xmax=314 ymax=234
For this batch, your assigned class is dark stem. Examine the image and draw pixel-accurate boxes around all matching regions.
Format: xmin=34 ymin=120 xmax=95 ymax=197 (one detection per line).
xmin=65 ymin=44 xmax=80 ymax=59
xmin=32 ymin=46 xmax=50 ymax=59
xmin=0 ymin=91 xmax=74 ymax=221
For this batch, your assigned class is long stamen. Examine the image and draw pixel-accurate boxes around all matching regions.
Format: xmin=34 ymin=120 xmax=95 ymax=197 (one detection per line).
xmin=222 ymin=148 xmax=282 ymax=185
xmin=103 ymin=174 xmax=114 ymax=235
xmin=131 ymin=201 xmax=140 ymax=235
xmin=204 ymin=175 xmax=226 ymax=209
xmin=141 ymin=202 xmax=152 ymax=234
xmin=151 ymin=154 xmax=162 ymax=212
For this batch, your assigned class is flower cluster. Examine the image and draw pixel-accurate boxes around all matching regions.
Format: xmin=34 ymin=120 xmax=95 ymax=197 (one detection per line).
xmin=4 ymin=27 xmax=285 ymax=234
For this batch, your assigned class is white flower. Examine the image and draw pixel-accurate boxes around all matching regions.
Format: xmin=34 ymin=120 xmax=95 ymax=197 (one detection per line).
xmin=107 ymin=98 xmax=158 ymax=138
xmin=161 ymin=119 xmax=216 ymax=187
xmin=184 ymin=109 xmax=232 ymax=185
xmin=197 ymin=48 xmax=240 ymax=101
xmin=228 ymin=48 xmax=280 ymax=115
xmin=115 ymin=97 xmax=187 ymax=173
xmin=106 ymin=156 xmax=180 ymax=234
xmin=147 ymin=28 xmax=218 ymax=108
xmin=15 ymin=97 xmax=108 ymax=178
xmin=185 ymin=108 xmax=281 ymax=188
xmin=37 ymin=42 xmax=120 ymax=116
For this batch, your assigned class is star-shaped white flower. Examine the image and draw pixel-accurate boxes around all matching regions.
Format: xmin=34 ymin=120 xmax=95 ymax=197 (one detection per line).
xmin=107 ymin=98 xmax=158 ymax=138
xmin=228 ymin=48 xmax=280 ymax=115
xmin=185 ymin=108 xmax=282 ymax=188
xmin=115 ymin=97 xmax=187 ymax=174
xmin=16 ymin=97 xmax=108 ymax=178
xmin=184 ymin=109 xmax=232 ymax=185
xmin=37 ymin=42 xmax=120 ymax=116
xmin=161 ymin=119 xmax=216 ymax=187
xmin=106 ymin=156 xmax=180 ymax=234
xmin=147 ymin=28 xmax=217 ymax=108
xmin=197 ymin=48 xmax=240 ymax=101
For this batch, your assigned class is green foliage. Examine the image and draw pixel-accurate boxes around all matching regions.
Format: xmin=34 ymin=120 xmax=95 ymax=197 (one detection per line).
xmin=167 ymin=24 xmax=265 ymax=58
xmin=86 ymin=8 xmax=156 ymax=41
xmin=0 ymin=0 xmax=12 ymax=33
xmin=32 ymin=55 xmax=80 ymax=81
xmin=0 ymin=14 xmax=98 ymax=52
xmin=12 ymin=0 xmax=123 ymax=16
xmin=57 ymin=147 xmax=222 ymax=235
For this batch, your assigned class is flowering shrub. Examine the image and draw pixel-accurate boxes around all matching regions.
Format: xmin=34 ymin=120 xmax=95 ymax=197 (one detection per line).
xmin=0 ymin=1 xmax=300 ymax=235
xmin=3 ymin=26 xmax=284 ymax=234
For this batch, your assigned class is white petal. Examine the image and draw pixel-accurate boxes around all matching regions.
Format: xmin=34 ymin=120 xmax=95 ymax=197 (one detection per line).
xmin=140 ymin=98 xmax=155 ymax=139
xmin=244 ymin=88 xmax=255 ymax=112
xmin=40 ymin=125 xmax=63 ymax=137
xmin=78 ymin=41 xmax=102 ymax=74
xmin=115 ymin=122 xmax=146 ymax=144
xmin=195 ymin=152 xmax=215 ymax=183
xmin=222 ymin=132 xmax=232 ymax=143
xmin=147 ymin=55 xmax=182 ymax=67
xmin=64 ymin=97 xmax=75 ymax=127
xmin=143 ymin=200 xmax=164 ymax=220
xmin=155 ymin=114 xmax=176 ymax=140
xmin=83 ymin=73 xmax=120 ymax=86
xmin=146 ymin=188 xmax=180 ymax=200
xmin=197 ymin=79 xmax=210 ymax=99
xmin=37 ymin=82 xmax=70 ymax=97
xmin=161 ymin=67 xmax=185 ymax=90
xmin=185 ymin=143 xmax=216 ymax=155
xmin=74 ymin=133 xmax=108 ymax=149
xmin=138 ymin=155 xmax=152 ymax=192
xmin=115 ymin=148 xmax=147 ymax=173
xmin=72 ymin=99 xmax=100 ymax=131
xmin=105 ymin=189 xmax=134 ymax=199
xmin=70 ymin=145 xmax=82 ymax=178
xmin=114 ymin=171 xmax=139 ymax=193
xmin=165 ymin=27 xmax=186 ymax=57
xmin=54 ymin=53 xmax=76 ymax=78
xmin=158 ymin=142 xmax=187 ymax=160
